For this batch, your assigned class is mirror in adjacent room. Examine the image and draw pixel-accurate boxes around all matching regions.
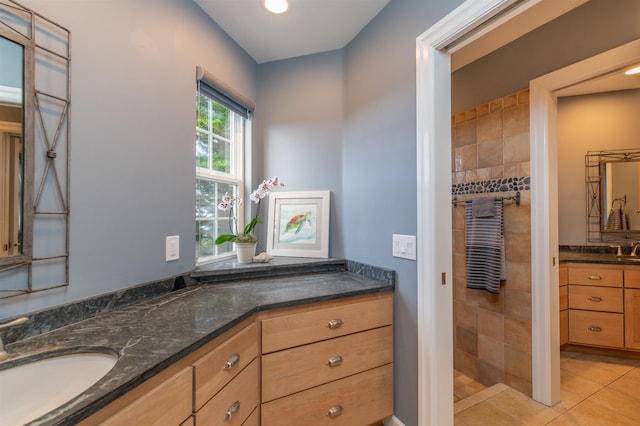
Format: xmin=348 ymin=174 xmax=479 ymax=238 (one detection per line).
xmin=0 ymin=34 xmax=29 ymax=265
xmin=601 ymin=155 xmax=640 ymax=232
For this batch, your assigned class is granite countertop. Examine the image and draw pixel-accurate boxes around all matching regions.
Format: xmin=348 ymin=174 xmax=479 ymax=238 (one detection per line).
xmin=559 ymin=250 xmax=640 ymax=265
xmin=1 ymin=259 xmax=394 ymax=425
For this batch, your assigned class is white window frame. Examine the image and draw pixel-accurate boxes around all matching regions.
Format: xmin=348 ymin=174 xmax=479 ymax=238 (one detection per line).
xmin=196 ymin=94 xmax=246 ymax=265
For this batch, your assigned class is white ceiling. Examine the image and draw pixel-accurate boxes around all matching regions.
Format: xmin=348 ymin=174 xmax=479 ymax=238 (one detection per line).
xmin=194 ymin=0 xmax=389 ymax=64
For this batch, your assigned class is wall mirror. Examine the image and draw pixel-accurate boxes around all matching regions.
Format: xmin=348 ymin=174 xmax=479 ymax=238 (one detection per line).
xmin=586 ymin=149 xmax=640 ymax=242
xmin=0 ymin=1 xmax=70 ymax=298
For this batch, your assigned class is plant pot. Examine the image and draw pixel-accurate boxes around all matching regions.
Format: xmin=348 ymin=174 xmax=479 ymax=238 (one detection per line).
xmin=235 ymin=242 xmax=257 ymax=264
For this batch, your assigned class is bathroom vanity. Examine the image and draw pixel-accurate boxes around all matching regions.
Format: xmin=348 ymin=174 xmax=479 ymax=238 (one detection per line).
xmin=559 ymin=253 xmax=640 ymax=351
xmin=1 ymin=258 xmax=395 ymax=425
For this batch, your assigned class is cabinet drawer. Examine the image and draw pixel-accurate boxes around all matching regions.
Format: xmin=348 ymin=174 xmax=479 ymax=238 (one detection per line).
xmin=262 ymin=325 xmax=393 ymax=402
xmin=559 ymin=285 xmax=568 ymax=311
xmin=569 ymin=310 xmax=623 ymax=348
xmin=262 ymin=293 xmax=393 ymax=354
xmin=568 ymin=266 xmax=622 ymax=287
xmin=261 ymin=363 xmax=393 ymax=426
xmin=195 ymin=358 xmax=259 ymax=426
xmin=193 ymin=322 xmax=259 ymax=410
xmin=568 ymin=285 xmax=623 ymax=312
xmin=624 ymin=269 xmax=640 ymax=288
xmin=101 ymin=366 xmax=192 ymax=425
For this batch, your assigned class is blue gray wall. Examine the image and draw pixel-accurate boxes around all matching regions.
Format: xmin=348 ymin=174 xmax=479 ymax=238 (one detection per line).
xmin=0 ymin=0 xmax=257 ymax=317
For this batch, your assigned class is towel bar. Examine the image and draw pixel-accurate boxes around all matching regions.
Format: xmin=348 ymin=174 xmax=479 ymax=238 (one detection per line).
xmin=451 ymin=191 xmax=520 ymax=208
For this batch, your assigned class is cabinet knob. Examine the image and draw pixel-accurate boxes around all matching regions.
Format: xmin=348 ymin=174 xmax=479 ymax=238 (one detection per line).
xmin=326 ymin=355 xmax=344 ymax=367
xmin=326 ymin=405 xmax=344 ymax=418
xmin=587 ymin=296 xmax=602 ymax=302
xmin=224 ymin=400 xmax=240 ymax=421
xmin=587 ymin=275 xmax=602 ymax=280
xmin=224 ymin=353 xmax=240 ymax=370
xmin=588 ymin=326 xmax=603 ymax=332
xmin=327 ymin=319 xmax=344 ymax=329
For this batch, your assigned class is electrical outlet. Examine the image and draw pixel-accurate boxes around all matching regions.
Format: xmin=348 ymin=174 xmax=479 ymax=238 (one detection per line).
xmin=392 ymin=234 xmax=416 ymax=260
xmin=166 ymin=235 xmax=179 ymax=262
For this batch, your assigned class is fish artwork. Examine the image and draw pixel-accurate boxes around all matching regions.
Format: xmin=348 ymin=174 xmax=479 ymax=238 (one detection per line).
xmin=284 ymin=211 xmax=312 ymax=234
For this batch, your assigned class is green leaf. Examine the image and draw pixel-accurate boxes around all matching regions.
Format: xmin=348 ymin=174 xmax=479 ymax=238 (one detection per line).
xmin=243 ymin=216 xmax=262 ymax=235
xmin=214 ymin=234 xmax=236 ymax=245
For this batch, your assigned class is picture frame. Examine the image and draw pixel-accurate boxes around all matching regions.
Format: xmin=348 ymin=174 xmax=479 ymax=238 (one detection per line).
xmin=266 ymin=190 xmax=330 ymax=258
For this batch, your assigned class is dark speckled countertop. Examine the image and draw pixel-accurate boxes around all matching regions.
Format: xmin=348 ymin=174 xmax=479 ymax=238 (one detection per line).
xmin=559 ymin=246 xmax=640 ymax=265
xmin=1 ymin=258 xmax=394 ymax=425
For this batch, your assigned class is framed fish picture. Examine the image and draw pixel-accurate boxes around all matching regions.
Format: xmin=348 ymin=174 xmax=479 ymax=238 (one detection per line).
xmin=266 ymin=190 xmax=330 ymax=258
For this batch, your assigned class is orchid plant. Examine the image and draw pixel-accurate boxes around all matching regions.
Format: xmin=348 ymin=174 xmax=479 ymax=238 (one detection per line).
xmin=215 ymin=176 xmax=284 ymax=245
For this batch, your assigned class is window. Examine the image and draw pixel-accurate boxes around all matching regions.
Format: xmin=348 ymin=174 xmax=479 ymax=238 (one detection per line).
xmin=195 ymin=92 xmax=245 ymax=262
xmin=195 ymin=67 xmax=255 ymax=264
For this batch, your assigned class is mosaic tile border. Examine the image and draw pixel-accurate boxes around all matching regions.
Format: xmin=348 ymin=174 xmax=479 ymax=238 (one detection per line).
xmin=452 ymin=176 xmax=530 ymax=196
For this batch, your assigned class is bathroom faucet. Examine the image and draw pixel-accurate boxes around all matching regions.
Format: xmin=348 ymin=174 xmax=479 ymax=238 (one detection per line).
xmin=631 ymin=241 xmax=640 ymax=257
xmin=0 ymin=317 xmax=28 ymax=360
xmin=611 ymin=244 xmax=623 ymax=257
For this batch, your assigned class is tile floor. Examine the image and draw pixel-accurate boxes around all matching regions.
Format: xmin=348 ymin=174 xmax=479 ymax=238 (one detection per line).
xmin=454 ymin=351 xmax=640 ymax=425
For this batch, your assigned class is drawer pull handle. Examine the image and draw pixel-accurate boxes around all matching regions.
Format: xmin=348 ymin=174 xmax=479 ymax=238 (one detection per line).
xmin=327 ymin=319 xmax=344 ymax=329
xmin=588 ymin=326 xmax=603 ymax=332
xmin=587 ymin=296 xmax=602 ymax=302
xmin=326 ymin=355 xmax=344 ymax=367
xmin=326 ymin=405 xmax=344 ymax=418
xmin=587 ymin=275 xmax=602 ymax=280
xmin=224 ymin=353 xmax=240 ymax=370
xmin=224 ymin=400 xmax=240 ymax=421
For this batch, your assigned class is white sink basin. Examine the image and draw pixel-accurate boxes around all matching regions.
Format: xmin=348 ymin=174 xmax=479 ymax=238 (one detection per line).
xmin=0 ymin=350 xmax=118 ymax=425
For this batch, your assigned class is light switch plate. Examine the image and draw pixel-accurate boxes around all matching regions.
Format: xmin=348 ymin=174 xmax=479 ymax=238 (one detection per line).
xmin=166 ymin=235 xmax=179 ymax=262
xmin=392 ymin=234 xmax=416 ymax=260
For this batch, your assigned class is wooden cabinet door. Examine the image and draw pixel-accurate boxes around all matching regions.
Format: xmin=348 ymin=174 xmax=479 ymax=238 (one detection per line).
xmin=625 ymin=289 xmax=640 ymax=350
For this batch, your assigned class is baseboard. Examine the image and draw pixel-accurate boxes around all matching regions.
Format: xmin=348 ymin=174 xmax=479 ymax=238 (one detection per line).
xmin=384 ymin=415 xmax=406 ymax=426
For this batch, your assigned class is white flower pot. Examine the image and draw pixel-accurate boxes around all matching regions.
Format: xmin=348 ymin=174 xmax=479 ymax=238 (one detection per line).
xmin=235 ymin=242 xmax=257 ymax=264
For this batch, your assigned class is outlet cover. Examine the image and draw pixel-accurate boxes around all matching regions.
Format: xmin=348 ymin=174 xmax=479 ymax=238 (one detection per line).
xmin=166 ymin=235 xmax=179 ymax=262
xmin=392 ymin=234 xmax=416 ymax=260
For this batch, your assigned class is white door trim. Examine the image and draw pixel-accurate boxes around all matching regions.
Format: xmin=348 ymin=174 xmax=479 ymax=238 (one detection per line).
xmin=529 ymin=38 xmax=640 ymax=405
xmin=416 ymin=1 xmax=555 ymax=423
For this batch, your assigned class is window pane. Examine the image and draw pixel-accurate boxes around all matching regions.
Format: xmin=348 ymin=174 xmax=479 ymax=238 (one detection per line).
xmin=196 ymin=93 xmax=210 ymax=132
xmin=211 ymin=102 xmax=230 ymax=139
xmin=211 ymin=137 xmax=231 ymax=173
xmin=196 ymin=131 xmax=210 ymax=169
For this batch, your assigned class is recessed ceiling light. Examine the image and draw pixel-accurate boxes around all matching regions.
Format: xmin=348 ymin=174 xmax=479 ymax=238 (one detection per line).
xmin=625 ymin=65 xmax=640 ymax=76
xmin=263 ymin=0 xmax=289 ymax=14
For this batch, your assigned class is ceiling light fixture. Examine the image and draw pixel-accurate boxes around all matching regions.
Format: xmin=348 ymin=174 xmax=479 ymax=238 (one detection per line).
xmin=263 ymin=0 xmax=289 ymax=14
xmin=624 ymin=65 xmax=640 ymax=76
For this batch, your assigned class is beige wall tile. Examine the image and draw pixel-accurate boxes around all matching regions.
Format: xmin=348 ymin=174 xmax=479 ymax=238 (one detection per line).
xmin=517 ymin=89 xmax=530 ymax=104
xmin=478 ymin=289 xmax=504 ymax=314
xmin=478 ymin=360 xmax=504 ymax=387
xmin=454 ymin=276 xmax=480 ymax=307
xmin=504 ymin=103 xmax=529 ymax=137
xmin=455 ymin=300 xmax=478 ymax=332
xmin=504 ymin=373 xmax=533 ymax=397
xmin=477 ymin=308 xmax=504 ymax=341
xmin=477 ymin=103 xmax=490 ymax=117
xmin=478 ymin=139 xmax=503 ymax=168
xmin=504 ymin=317 xmax=532 ymax=354
xmin=504 ymin=261 xmax=531 ymax=293
xmin=478 ymin=334 xmax=504 ymax=368
xmin=455 ymin=120 xmax=477 ymax=148
xmin=505 ymin=204 xmax=530 ymax=235
xmin=453 ymin=252 xmax=466 ymax=279
xmin=504 ymin=288 xmax=531 ymax=322
xmin=504 ymin=132 xmax=530 ymax=163
xmin=477 ymin=111 xmax=503 ymax=143
xmin=505 ymin=345 xmax=532 ymax=381
xmin=455 ymin=144 xmax=477 ymax=172
xmin=455 ymin=347 xmax=479 ymax=380
xmin=456 ymin=326 xmax=478 ymax=356
xmin=505 ymin=231 xmax=531 ymax=262
xmin=453 ymin=229 xmax=465 ymax=254
xmin=490 ymin=99 xmax=503 ymax=113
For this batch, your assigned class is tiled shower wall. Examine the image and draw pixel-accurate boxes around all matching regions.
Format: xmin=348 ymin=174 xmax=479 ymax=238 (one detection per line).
xmin=451 ymin=89 xmax=533 ymax=396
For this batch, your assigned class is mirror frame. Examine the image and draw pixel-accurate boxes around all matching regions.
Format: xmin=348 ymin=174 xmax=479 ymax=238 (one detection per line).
xmin=0 ymin=26 xmax=34 ymax=269
xmin=586 ymin=149 xmax=640 ymax=242
xmin=0 ymin=1 xmax=70 ymax=298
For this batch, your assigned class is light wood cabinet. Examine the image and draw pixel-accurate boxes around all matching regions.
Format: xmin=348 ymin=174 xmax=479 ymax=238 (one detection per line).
xmin=79 ymin=292 xmax=394 ymax=425
xmin=559 ymin=265 xmax=568 ymax=345
xmin=563 ymin=262 xmax=640 ymax=352
xmin=261 ymin=292 xmax=394 ymax=426
xmin=624 ymin=288 xmax=640 ymax=350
